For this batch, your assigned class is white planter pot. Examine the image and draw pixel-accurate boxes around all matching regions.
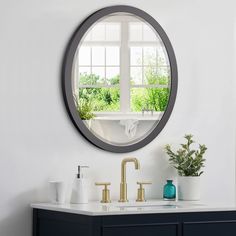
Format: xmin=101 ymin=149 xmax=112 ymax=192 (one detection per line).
xmin=178 ymin=176 xmax=201 ymax=201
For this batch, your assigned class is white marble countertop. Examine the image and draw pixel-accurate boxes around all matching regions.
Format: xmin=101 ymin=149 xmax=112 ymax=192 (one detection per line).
xmin=31 ymin=200 xmax=236 ymax=216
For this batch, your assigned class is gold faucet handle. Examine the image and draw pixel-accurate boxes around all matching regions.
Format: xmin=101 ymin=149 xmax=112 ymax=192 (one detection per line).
xmin=137 ymin=181 xmax=152 ymax=187
xmin=136 ymin=181 xmax=152 ymax=202
xmin=95 ymin=182 xmax=111 ymax=187
xmin=95 ymin=182 xmax=111 ymax=203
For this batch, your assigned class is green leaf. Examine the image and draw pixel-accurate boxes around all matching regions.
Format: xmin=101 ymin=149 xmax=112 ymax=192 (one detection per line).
xmin=164 ymin=134 xmax=207 ymax=176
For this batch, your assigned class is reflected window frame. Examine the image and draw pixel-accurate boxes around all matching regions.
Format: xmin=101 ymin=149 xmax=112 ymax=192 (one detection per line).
xmin=73 ymin=14 xmax=170 ymax=115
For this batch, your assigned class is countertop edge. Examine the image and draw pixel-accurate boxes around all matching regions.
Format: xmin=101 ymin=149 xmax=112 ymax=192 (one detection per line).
xmin=31 ymin=203 xmax=236 ymax=216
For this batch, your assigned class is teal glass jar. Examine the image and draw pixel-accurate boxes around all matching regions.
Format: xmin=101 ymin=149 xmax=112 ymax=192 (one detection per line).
xmin=163 ymin=180 xmax=176 ymax=200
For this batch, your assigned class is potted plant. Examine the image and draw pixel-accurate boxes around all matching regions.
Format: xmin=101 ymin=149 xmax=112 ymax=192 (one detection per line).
xmin=165 ymin=134 xmax=207 ymax=201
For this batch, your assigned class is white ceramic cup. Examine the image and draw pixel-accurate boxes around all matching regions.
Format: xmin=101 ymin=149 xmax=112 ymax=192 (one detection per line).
xmin=49 ymin=181 xmax=66 ymax=204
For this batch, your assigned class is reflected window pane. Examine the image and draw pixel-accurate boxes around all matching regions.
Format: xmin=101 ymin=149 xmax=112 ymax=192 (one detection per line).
xmin=130 ymin=88 xmax=170 ymax=112
xmin=91 ymin=23 xmax=105 ymax=41
xmin=157 ymin=66 xmax=170 ymax=78
xmin=79 ymin=67 xmax=90 ymax=74
xmin=157 ymin=47 xmax=169 ymax=66
xmin=144 ymin=67 xmax=158 ymax=85
xmin=130 ymin=67 xmax=142 ymax=85
xmin=106 ymin=47 xmax=120 ymax=66
xmin=129 ymin=23 xmax=142 ymax=41
xmin=143 ymin=24 xmax=157 ymax=41
xmin=79 ymin=68 xmax=91 ymax=85
xmin=143 ymin=47 xmax=156 ymax=66
xmin=83 ymin=30 xmax=92 ymax=42
xmin=91 ymin=67 xmax=105 ymax=83
xmin=79 ymin=46 xmax=90 ymax=66
xmin=106 ymin=67 xmax=120 ymax=85
xmin=79 ymin=72 xmax=103 ymax=86
xmin=92 ymin=47 xmax=105 ymax=66
xmin=106 ymin=23 xmax=120 ymax=41
xmin=130 ymin=88 xmax=147 ymax=112
xmin=79 ymin=88 xmax=120 ymax=112
xmin=158 ymin=76 xmax=170 ymax=86
xmin=130 ymin=47 xmax=142 ymax=66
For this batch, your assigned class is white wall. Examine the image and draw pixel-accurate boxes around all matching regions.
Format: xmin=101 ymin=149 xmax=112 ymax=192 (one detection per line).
xmin=0 ymin=0 xmax=235 ymax=235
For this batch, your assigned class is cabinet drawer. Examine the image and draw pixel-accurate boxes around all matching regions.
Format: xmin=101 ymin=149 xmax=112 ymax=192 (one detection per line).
xmin=103 ymin=224 xmax=178 ymax=236
xmin=183 ymin=221 xmax=236 ymax=236
xmin=38 ymin=218 xmax=88 ymax=236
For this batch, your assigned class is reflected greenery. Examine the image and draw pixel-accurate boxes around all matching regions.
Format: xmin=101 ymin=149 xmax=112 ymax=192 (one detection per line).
xmin=74 ymin=96 xmax=95 ymax=120
xmin=75 ymin=72 xmax=170 ymax=115
xmin=131 ymin=87 xmax=169 ymax=112
xmin=131 ymin=68 xmax=170 ymax=112
xmin=76 ymin=74 xmax=120 ymax=113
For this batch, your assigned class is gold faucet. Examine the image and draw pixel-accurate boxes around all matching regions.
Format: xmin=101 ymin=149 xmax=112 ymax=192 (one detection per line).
xmin=119 ymin=157 xmax=140 ymax=202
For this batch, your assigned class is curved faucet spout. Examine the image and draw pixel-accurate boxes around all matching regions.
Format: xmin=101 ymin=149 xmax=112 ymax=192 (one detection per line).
xmin=119 ymin=157 xmax=140 ymax=202
xmin=121 ymin=158 xmax=140 ymax=183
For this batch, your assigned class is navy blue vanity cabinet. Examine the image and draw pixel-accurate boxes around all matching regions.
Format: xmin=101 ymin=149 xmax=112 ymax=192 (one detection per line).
xmin=33 ymin=210 xmax=101 ymax=236
xmin=182 ymin=211 xmax=236 ymax=236
xmin=102 ymin=225 xmax=177 ymax=236
xmin=102 ymin=213 xmax=180 ymax=236
xmin=33 ymin=209 xmax=236 ymax=236
xmin=183 ymin=222 xmax=236 ymax=236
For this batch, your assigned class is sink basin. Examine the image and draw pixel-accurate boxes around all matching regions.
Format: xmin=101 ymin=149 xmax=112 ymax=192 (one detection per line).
xmin=111 ymin=201 xmax=178 ymax=210
xmin=115 ymin=203 xmax=175 ymax=207
xmin=119 ymin=204 xmax=171 ymax=208
xmin=111 ymin=201 xmax=206 ymax=211
xmin=111 ymin=205 xmax=177 ymax=212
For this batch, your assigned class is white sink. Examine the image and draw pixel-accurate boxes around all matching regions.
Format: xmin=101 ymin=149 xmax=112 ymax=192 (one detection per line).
xmin=117 ymin=204 xmax=173 ymax=208
xmin=112 ymin=201 xmax=205 ymax=210
xmin=114 ymin=204 xmax=178 ymax=210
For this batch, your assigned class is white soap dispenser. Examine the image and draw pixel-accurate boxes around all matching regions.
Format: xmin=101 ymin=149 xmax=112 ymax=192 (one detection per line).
xmin=71 ymin=165 xmax=89 ymax=204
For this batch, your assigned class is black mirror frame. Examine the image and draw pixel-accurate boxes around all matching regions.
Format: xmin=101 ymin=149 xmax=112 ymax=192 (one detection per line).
xmin=62 ymin=5 xmax=178 ymax=153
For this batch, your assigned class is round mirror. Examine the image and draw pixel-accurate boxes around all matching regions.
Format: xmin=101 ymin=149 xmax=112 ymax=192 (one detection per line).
xmin=62 ymin=6 xmax=178 ymax=153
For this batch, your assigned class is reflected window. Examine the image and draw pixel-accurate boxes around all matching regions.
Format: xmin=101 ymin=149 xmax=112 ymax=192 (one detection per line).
xmin=73 ymin=15 xmax=170 ymax=114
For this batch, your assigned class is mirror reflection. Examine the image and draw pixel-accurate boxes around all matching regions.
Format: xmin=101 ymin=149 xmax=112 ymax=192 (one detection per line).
xmin=72 ymin=13 xmax=171 ymax=145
